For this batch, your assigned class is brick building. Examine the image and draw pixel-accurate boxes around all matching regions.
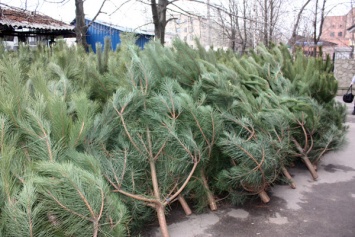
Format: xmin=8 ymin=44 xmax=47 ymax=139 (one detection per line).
xmin=320 ymin=8 xmax=355 ymax=57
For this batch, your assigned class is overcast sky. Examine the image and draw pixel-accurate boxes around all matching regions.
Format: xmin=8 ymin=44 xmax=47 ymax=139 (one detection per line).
xmin=1 ymin=0 xmax=151 ymax=29
xmin=0 ymin=0 xmax=353 ymax=30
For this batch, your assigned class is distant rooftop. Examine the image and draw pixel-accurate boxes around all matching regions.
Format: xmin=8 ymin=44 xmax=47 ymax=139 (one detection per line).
xmin=82 ymin=18 xmax=154 ymax=36
xmin=0 ymin=4 xmax=74 ymax=35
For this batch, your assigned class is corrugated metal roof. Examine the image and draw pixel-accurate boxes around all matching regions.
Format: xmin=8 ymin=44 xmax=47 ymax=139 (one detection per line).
xmin=0 ymin=6 xmax=74 ymax=31
xmin=86 ymin=18 xmax=154 ymax=36
xmin=85 ymin=19 xmax=153 ymax=52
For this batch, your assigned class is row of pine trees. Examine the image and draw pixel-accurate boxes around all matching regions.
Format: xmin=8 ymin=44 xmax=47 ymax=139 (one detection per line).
xmin=0 ymin=37 xmax=347 ymax=237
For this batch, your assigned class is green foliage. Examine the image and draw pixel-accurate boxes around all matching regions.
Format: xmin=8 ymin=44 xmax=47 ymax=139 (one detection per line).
xmin=2 ymin=182 xmax=46 ymax=237
xmin=33 ymin=162 xmax=128 ymax=237
xmin=0 ymin=38 xmax=347 ymax=236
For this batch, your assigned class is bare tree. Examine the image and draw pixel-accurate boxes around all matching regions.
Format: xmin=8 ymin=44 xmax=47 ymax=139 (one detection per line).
xmin=75 ymin=0 xmax=108 ymax=49
xmin=216 ymin=0 xmax=253 ymax=53
xmin=214 ymin=0 xmax=290 ymax=52
xmin=150 ymin=0 xmax=207 ymax=45
xmin=151 ymin=0 xmax=170 ymax=44
xmin=148 ymin=0 xmax=285 ymax=47
xmin=313 ymin=0 xmax=327 ymax=55
xmin=45 ymin=0 xmax=107 ymax=49
xmin=289 ymin=0 xmax=312 ymax=51
xmin=256 ymin=0 xmax=283 ymax=47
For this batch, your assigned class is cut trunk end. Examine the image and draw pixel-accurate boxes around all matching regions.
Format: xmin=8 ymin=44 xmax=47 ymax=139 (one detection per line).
xmin=258 ymin=190 xmax=270 ymax=203
xmin=302 ymin=156 xmax=318 ymax=180
xmin=201 ymin=170 xmax=218 ymax=211
xmin=178 ymin=195 xmax=192 ymax=216
xmin=281 ymin=166 xmax=296 ymax=189
xmin=207 ymin=193 xmax=218 ymax=211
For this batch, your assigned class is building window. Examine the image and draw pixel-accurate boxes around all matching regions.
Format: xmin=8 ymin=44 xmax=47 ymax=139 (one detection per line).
xmin=184 ymin=27 xmax=187 ymax=33
xmin=338 ymin=32 xmax=343 ymax=37
xmin=339 ymin=24 xmax=343 ymax=28
xmin=330 ymin=32 xmax=335 ymax=37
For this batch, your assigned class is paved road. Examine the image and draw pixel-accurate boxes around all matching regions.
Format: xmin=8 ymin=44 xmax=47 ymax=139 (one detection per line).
xmin=145 ymin=97 xmax=355 ymax=237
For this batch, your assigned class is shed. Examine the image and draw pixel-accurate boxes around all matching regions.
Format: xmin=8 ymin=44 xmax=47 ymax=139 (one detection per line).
xmin=0 ymin=4 xmax=75 ymax=49
xmin=84 ymin=19 xmax=154 ymax=52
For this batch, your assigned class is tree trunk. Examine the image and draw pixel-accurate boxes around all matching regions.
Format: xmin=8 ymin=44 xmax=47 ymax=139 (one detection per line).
xmin=242 ymin=0 xmax=248 ymax=54
xmin=178 ymin=194 xmax=192 ymax=216
xmin=201 ymin=170 xmax=217 ymax=211
xmin=292 ymin=138 xmax=318 ymax=180
xmin=290 ymin=0 xmax=312 ymax=52
xmin=302 ymin=156 xmax=318 ymax=180
xmin=313 ymin=0 xmax=319 ymax=56
xmin=258 ymin=190 xmax=270 ymax=203
xmin=73 ymin=0 xmax=107 ymax=50
xmin=149 ymin=159 xmax=170 ymax=237
xmin=75 ymin=0 xmax=88 ymax=50
xmin=281 ymin=166 xmax=296 ymax=189
xmin=269 ymin=0 xmax=274 ymax=46
xmin=230 ymin=28 xmax=237 ymax=52
xmin=93 ymin=221 xmax=99 ymax=237
xmin=263 ymin=0 xmax=268 ymax=47
xmin=151 ymin=0 xmax=169 ymax=45
xmin=156 ymin=203 xmax=170 ymax=237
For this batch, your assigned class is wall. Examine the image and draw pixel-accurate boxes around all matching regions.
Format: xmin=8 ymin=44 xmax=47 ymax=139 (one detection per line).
xmin=334 ymin=59 xmax=355 ymax=93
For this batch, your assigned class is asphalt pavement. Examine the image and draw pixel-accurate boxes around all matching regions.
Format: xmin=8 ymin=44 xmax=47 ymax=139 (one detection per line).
xmin=145 ymin=97 xmax=355 ymax=237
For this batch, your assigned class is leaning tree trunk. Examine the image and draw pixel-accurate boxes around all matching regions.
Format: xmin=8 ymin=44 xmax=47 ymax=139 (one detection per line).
xmin=201 ymin=170 xmax=217 ymax=211
xmin=281 ymin=166 xmax=296 ymax=189
xmin=292 ymin=138 xmax=318 ymax=180
xmin=178 ymin=194 xmax=192 ymax=216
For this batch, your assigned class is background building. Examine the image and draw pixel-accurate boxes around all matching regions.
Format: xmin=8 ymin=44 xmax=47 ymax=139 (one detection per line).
xmin=321 ymin=8 xmax=355 ymax=58
xmin=82 ymin=19 xmax=154 ymax=52
xmin=0 ymin=5 xmax=75 ymax=50
xmin=165 ymin=12 xmax=229 ymax=49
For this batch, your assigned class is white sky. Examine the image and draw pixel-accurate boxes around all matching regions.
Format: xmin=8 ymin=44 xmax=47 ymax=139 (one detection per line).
xmin=0 ymin=0 xmax=353 ymax=30
xmin=0 ymin=0 xmax=151 ymax=29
